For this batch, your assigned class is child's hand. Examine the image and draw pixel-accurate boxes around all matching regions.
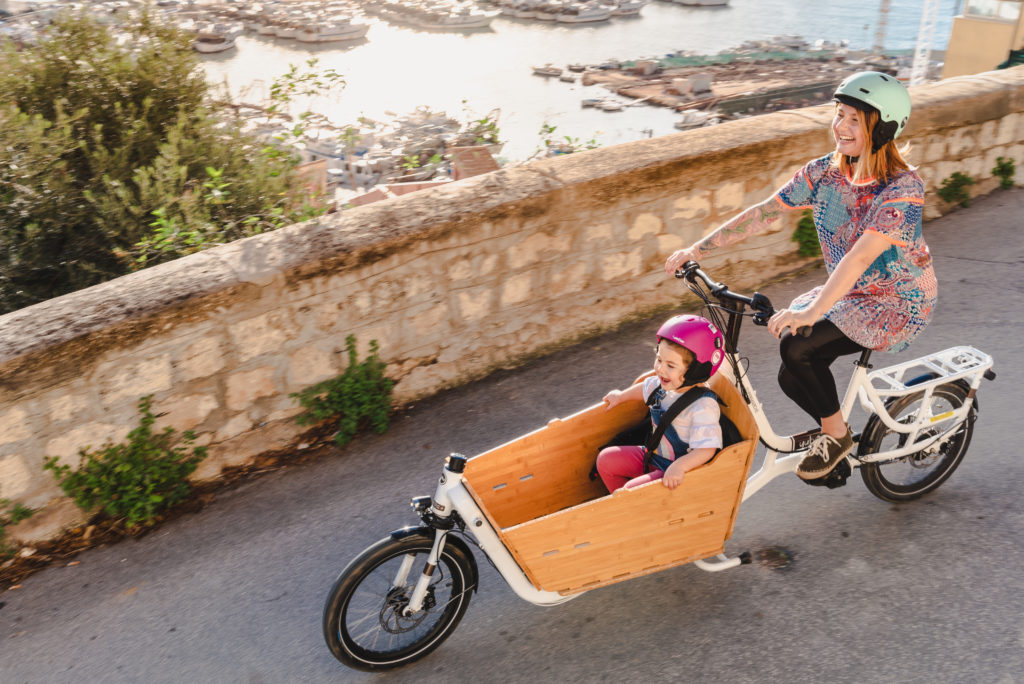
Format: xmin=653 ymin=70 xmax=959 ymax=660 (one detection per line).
xmin=662 ymin=460 xmax=686 ymax=489
xmin=602 ymin=390 xmax=623 ymax=410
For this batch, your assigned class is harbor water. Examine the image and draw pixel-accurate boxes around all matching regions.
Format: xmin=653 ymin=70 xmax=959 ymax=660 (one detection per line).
xmin=198 ymin=0 xmax=960 ymax=161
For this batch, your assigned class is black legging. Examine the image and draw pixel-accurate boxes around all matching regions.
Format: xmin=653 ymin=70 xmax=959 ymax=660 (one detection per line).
xmin=778 ymin=319 xmax=865 ymax=422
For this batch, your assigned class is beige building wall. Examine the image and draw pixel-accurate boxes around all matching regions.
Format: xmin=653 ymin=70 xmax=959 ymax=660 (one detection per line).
xmin=943 ymin=3 xmax=1024 ymax=78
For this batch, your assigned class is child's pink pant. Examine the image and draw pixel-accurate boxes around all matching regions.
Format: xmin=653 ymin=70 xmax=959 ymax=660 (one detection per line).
xmin=596 ymin=445 xmax=665 ymax=493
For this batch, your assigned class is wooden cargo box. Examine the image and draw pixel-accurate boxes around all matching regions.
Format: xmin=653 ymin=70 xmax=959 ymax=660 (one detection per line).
xmin=463 ymin=373 xmax=759 ymax=595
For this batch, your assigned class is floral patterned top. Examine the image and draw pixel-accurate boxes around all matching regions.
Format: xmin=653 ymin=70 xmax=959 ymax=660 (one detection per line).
xmin=776 ymin=155 xmax=937 ymax=353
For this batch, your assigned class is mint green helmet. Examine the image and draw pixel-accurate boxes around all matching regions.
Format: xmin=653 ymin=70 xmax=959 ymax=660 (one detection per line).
xmin=834 ymin=71 xmax=911 ymax=151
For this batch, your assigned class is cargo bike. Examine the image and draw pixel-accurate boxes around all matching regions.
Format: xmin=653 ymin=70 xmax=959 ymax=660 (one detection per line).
xmin=322 ymin=262 xmax=996 ymax=672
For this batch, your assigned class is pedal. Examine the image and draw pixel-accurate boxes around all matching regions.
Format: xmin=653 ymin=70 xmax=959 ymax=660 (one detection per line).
xmin=801 ymin=460 xmax=852 ymax=489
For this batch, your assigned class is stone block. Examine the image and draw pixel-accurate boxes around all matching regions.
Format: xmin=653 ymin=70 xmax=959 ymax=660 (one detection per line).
xmin=409 ymin=303 xmax=449 ymax=337
xmin=47 ymin=390 xmax=91 ymax=424
xmin=671 ymin=193 xmax=711 ymax=221
xmin=600 ymin=248 xmax=643 ymax=282
xmin=584 ymin=223 xmax=614 ymax=243
xmin=549 ymin=262 xmax=588 ymax=297
xmin=501 ymin=272 xmax=533 ymax=307
xmin=215 ymin=413 xmax=253 ymax=442
xmin=456 ymin=288 xmax=492 ymax=322
xmin=995 ymin=112 xmax=1020 ymax=146
xmin=156 ymin=393 xmax=218 ymax=432
xmin=507 ymin=232 xmax=572 ymax=270
xmin=0 ymin=453 xmax=32 ymax=499
xmin=178 ymin=336 xmax=226 ymax=381
xmin=961 ymin=155 xmax=986 ymax=179
xmin=45 ymin=422 xmax=133 ymax=469
xmin=627 ymin=213 xmax=662 ymax=241
xmin=6 ymin=498 xmax=86 ymax=546
xmin=98 ymin=356 xmax=173 ymax=406
xmin=921 ymin=134 xmax=947 ymax=164
xmin=230 ymin=311 xmax=294 ymax=362
xmin=226 ymin=367 xmax=278 ymax=411
xmin=713 ymin=181 xmax=745 ymax=214
xmin=287 ymin=346 xmax=336 ymax=389
xmin=0 ymin=407 xmax=30 ymax=445
xmin=448 ymin=253 xmax=499 ymax=282
xmin=656 ymin=233 xmax=686 ymax=257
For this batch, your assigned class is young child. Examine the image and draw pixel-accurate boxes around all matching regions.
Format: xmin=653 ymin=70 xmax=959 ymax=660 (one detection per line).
xmin=596 ymin=314 xmax=725 ymax=493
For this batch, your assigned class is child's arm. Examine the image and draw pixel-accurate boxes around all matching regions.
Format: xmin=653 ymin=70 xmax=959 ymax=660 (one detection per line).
xmin=603 ymin=382 xmax=645 ymax=410
xmin=661 ymin=448 xmax=716 ymax=489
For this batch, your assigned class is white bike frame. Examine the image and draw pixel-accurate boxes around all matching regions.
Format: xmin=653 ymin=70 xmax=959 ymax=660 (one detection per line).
xmin=735 ymin=344 xmax=993 ymax=500
xmin=404 ymin=345 xmax=992 ymax=610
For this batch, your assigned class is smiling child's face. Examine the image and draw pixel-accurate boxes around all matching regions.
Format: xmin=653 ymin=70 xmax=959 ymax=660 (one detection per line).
xmin=653 ymin=340 xmax=688 ymax=391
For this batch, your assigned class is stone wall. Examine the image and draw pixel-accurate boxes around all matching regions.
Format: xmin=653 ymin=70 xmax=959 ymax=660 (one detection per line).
xmin=3 ymin=67 xmax=1024 ymax=545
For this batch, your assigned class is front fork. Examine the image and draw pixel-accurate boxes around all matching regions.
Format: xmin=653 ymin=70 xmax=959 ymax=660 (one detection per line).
xmin=402 ymin=454 xmax=467 ymax=615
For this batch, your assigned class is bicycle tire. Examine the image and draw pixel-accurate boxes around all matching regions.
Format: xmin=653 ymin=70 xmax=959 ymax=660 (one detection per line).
xmin=859 ymin=381 xmax=974 ymax=503
xmin=322 ymin=532 xmax=475 ymax=671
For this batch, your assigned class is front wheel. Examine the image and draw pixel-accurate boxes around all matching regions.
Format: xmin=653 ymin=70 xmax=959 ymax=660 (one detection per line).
xmin=323 ymin=532 xmax=475 ymax=672
xmin=859 ymin=382 xmax=975 ymax=503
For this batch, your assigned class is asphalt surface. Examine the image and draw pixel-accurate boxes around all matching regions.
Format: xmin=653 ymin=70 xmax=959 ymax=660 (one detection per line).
xmin=2 ymin=188 xmax=1022 ymax=684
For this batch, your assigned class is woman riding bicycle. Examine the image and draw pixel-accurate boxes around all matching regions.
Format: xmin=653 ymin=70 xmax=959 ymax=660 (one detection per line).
xmin=664 ymin=71 xmax=938 ymax=481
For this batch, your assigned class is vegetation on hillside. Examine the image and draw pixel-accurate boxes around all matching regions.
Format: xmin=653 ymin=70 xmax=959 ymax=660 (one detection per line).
xmin=0 ymin=11 xmax=323 ymax=314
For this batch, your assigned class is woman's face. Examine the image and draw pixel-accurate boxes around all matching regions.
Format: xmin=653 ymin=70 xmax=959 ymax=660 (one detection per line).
xmin=832 ymin=103 xmax=868 ymax=157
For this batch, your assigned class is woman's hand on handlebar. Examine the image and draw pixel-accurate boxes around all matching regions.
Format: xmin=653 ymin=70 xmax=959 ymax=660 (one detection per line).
xmin=767 ymin=307 xmax=817 ymax=339
xmin=665 ymin=246 xmax=701 ymax=275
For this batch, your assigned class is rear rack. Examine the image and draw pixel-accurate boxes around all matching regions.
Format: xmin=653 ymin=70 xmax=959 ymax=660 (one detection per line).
xmin=866 ymin=346 xmax=994 ymax=398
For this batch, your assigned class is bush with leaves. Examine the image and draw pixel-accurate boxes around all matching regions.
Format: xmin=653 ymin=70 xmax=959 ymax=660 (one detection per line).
xmin=291 ymin=336 xmax=395 ymax=447
xmin=0 ymin=11 xmax=323 ymax=314
xmin=993 ymin=156 xmax=1015 ymax=190
xmin=936 ymin=171 xmax=976 ymax=208
xmin=791 ymin=209 xmax=821 ymax=257
xmin=0 ymin=499 xmax=34 ymax=559
xmin=44 ymin=396 xmax=207 ymax=530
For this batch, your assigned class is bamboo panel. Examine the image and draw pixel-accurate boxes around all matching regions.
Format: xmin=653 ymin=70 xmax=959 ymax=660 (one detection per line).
xmin=463 ymin=398 xmax=648 ymax=528
xmin=459 ymin=369 xmax=760 ymax=594
xmin=500 ymin=442 xmax=753 ymax=592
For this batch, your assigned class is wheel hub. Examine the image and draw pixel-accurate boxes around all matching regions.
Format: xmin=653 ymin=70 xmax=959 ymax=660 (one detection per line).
xmin=380 ymin=586 xmax=436 ymax=633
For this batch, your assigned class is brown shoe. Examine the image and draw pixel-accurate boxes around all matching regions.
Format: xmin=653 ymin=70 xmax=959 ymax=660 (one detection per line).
xmin=797 ymin=428 xmax=854 ymax=480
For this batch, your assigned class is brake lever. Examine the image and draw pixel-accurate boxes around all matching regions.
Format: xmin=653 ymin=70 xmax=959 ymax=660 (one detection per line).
xmin=750 ymin=292 xmax=811 ymax=336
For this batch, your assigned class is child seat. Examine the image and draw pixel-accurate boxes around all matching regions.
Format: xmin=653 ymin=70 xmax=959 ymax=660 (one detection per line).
xmin=462 ymin=372 xmax=759 ymax=595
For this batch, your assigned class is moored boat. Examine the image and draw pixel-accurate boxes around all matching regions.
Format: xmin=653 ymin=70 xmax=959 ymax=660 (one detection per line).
xmin=532 ymin=63 xmax=562 ymax=76
xmin=556 ymin=3 xmax=612 ymax=22
xmin=295 ymin=18 xmax=370 ymax=42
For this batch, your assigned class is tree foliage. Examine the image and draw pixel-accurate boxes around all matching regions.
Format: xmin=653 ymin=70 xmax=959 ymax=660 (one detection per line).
xmin=0 ymin=11 xmax=320 ymax=314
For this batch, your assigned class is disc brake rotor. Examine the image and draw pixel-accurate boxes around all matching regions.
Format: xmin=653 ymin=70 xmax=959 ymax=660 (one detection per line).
xmin=380 ymin=586 xmax=436 ymax=634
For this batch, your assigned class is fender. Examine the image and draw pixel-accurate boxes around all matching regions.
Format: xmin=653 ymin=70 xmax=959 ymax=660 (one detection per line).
xmin=857 ymin=374 xmax=976 ymax=458
xmin=389 ymin=526 xmax=480 ymax=593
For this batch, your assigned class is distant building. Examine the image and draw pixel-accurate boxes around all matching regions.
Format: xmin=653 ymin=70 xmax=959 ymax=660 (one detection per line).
xmin=943 ymin=0 xmax=1024 ymax=78
xmin=447 ymin=146 xmax=500 ymax=181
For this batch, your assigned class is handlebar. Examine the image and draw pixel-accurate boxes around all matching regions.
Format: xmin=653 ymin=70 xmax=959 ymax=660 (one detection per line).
xmin=675 ymin=261 xmax=811 ymax=337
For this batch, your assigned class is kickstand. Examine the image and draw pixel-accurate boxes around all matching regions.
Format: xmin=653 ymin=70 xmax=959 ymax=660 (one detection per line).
xmin=693 ymin=551 xmax=752 ymax=572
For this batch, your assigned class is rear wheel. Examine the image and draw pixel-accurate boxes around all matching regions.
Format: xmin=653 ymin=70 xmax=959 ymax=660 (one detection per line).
xmin=859 ymin=382 xmax=974 ymax=503
xmin=323 ymin=533 xmax=474 ymax=672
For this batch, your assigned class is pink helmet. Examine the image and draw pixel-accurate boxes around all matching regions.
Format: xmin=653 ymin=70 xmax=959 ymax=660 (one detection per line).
xmin=657 ymin=314 xmax=726 ymax=384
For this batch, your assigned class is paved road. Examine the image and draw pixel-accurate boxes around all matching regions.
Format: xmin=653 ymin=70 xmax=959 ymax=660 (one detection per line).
xmin=2 ymin=189 xmax=1022 ymax=684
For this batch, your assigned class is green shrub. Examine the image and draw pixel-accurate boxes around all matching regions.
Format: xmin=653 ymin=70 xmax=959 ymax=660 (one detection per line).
xmin=0 ymin=11 xmax=319 ymax=314
xmin=791 ymin=209 xmax=821 ymax=257
xmin=993 ymin=156 xmax=1016 ymax=189
xmin=44 ymin=396 xmax=207 ymax=529
xmin=291 ymin=336 xmax=394 ymax=447
xmin=937 ymin=171 xmax=976 ymax=207
xmin=0 ymin=499 xmax=35 ymax=559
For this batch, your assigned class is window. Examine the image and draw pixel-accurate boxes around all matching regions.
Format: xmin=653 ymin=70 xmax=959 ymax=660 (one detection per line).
xmin=964 ymin=0 xmax=1022 ymax=21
